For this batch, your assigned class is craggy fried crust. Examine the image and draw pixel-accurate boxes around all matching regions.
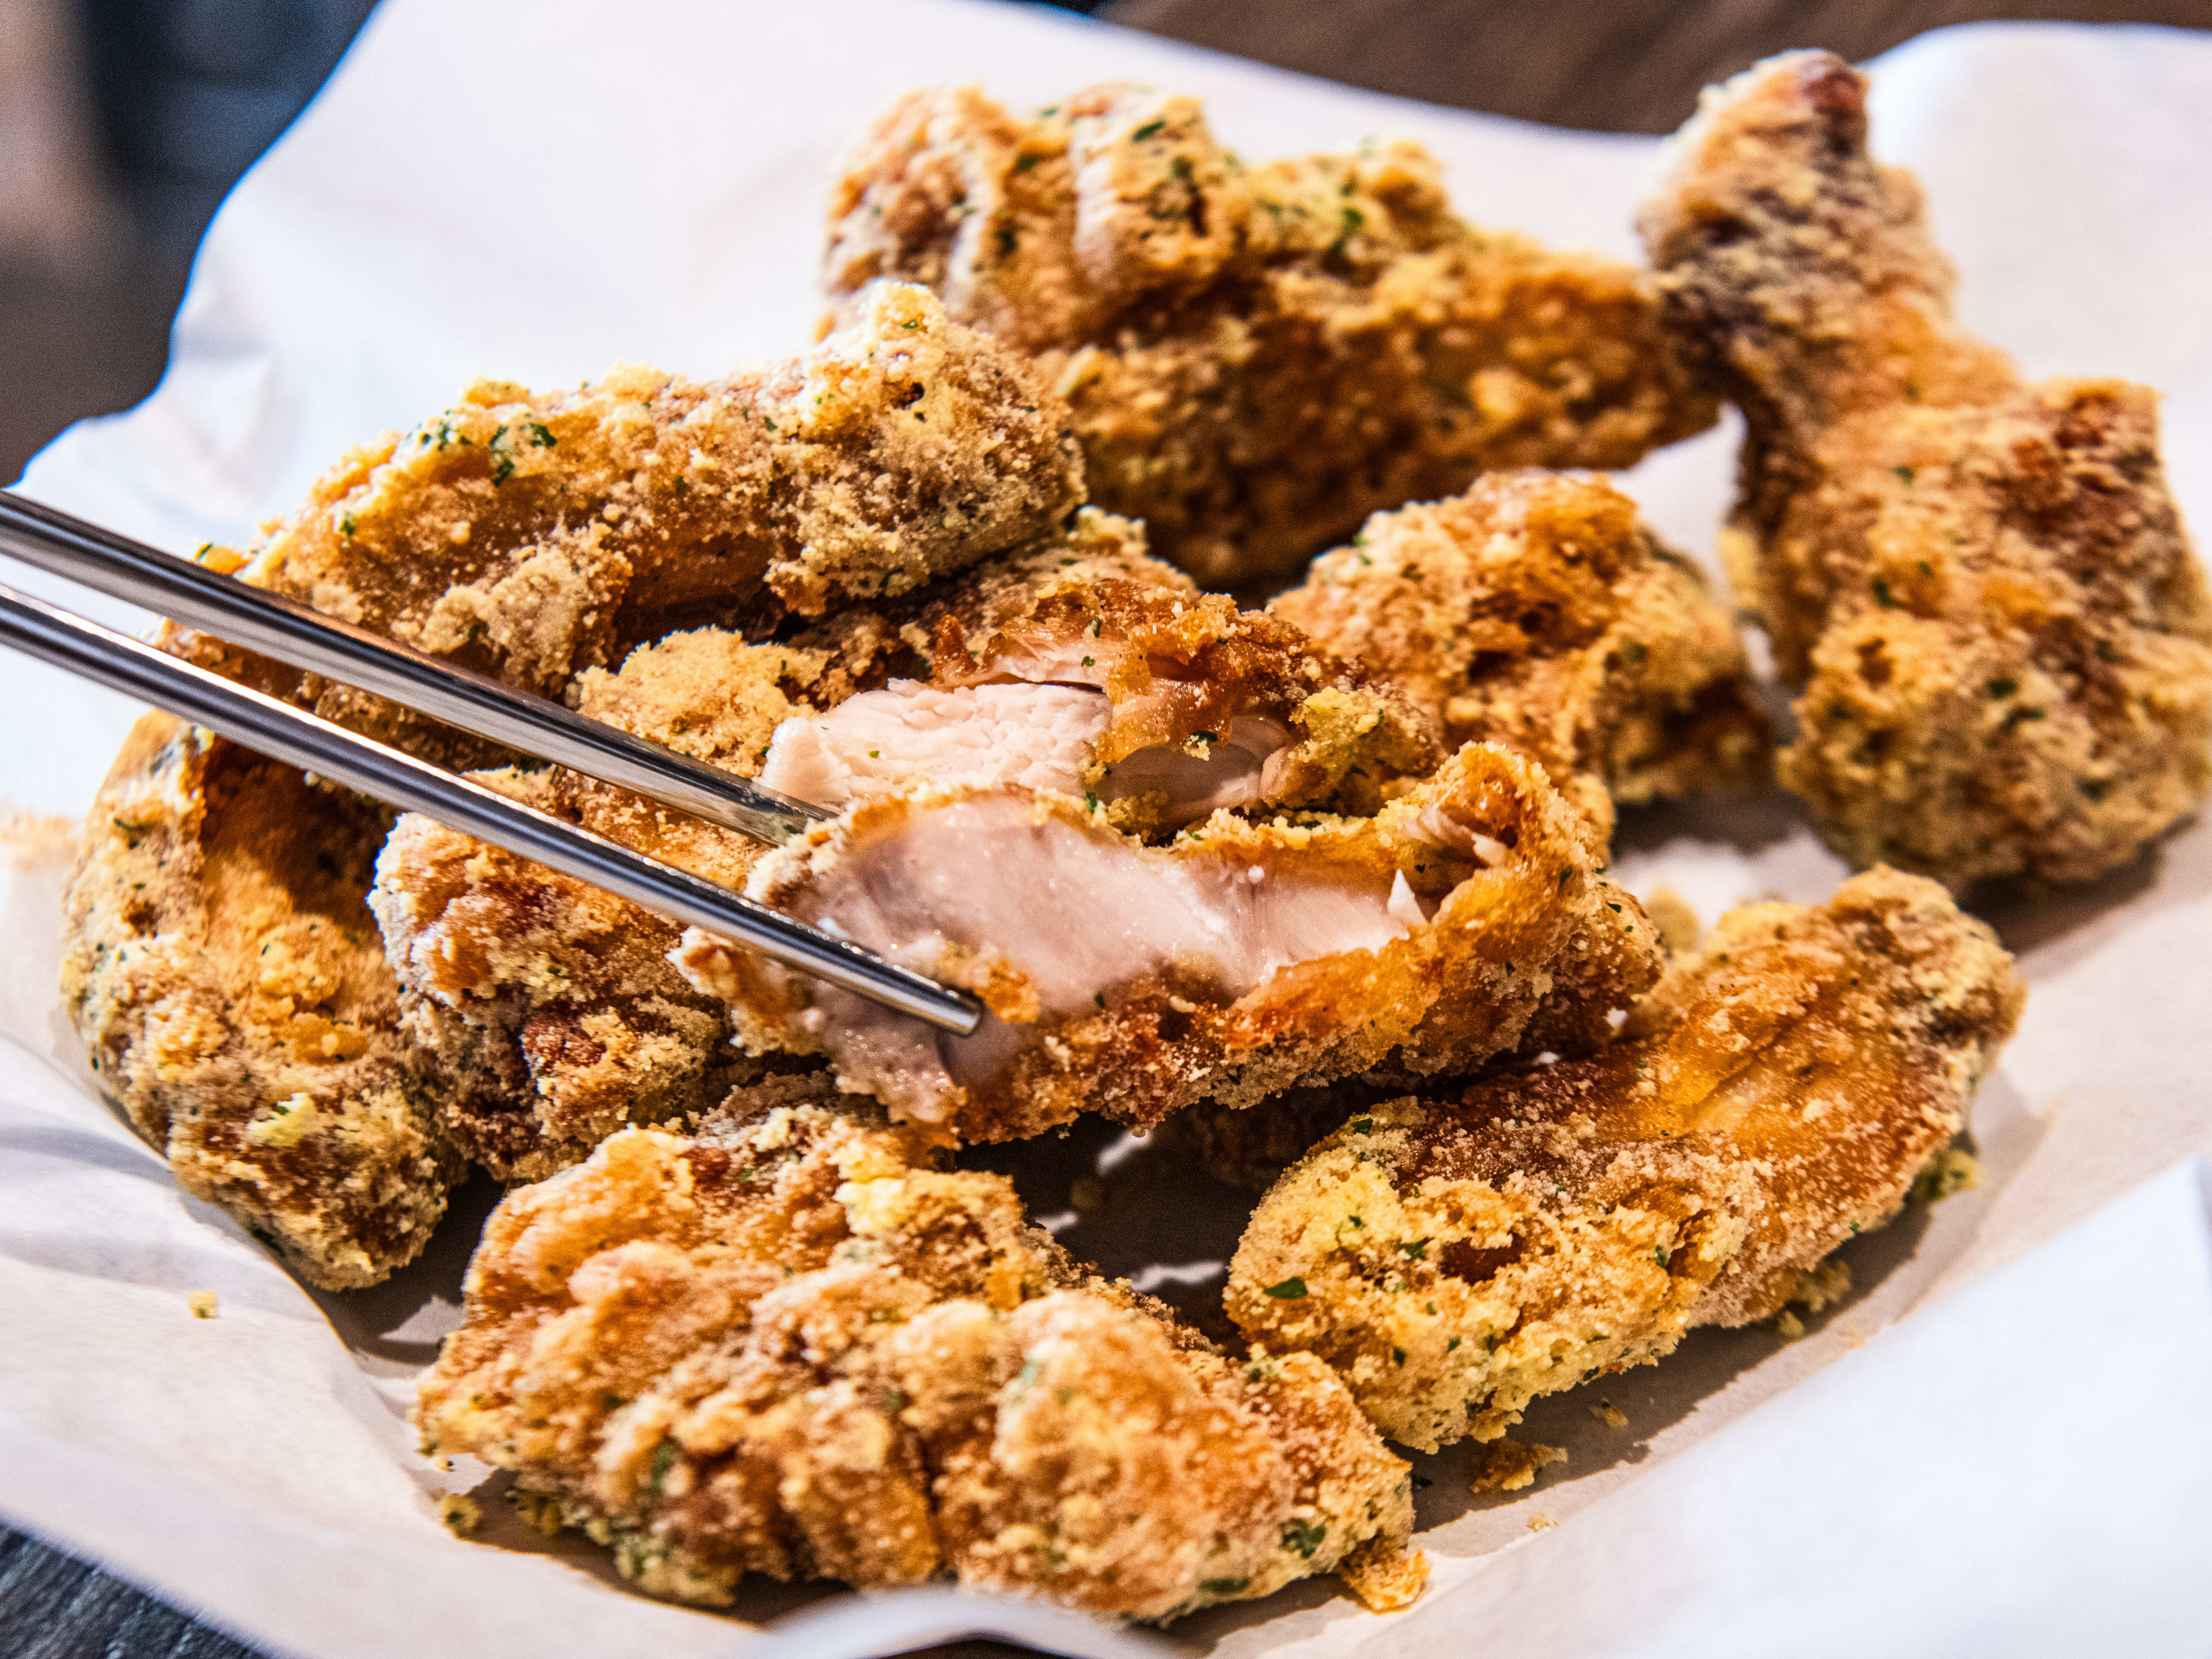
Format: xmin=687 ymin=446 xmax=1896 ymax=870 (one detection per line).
xmin=414 ymin=1104 xmax=1423 ymax=1619
xmin=373 ymin=513 xmax=1437 ymax=1176
xmin=1642 ymin=52 xmax=2212 ymax=889
xmin=1274 ymin=471 xmax=1768 ymax=839
xmin=59 ymin=715 xmax=460 ymax=1288
xmin=678 ymin=743 xmax=1661 ymax=1143
xmin=61 ymin=289 xmax=1085 ymax=1278
xmin=825 ymin=83 xmax=1715 ymax=585
xmin=1225 ymin=868 xmax=2023 ymax=1452
xmin=168 ymin=282 xmax=1084 ymax=770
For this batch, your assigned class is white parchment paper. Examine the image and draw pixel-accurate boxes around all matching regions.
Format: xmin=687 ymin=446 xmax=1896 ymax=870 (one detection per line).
xmin=3 ymin=5 xmax=2210 ymax=1656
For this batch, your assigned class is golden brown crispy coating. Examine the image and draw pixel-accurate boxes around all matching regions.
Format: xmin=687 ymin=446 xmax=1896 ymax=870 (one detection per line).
xmin=1273 ymin=471 xmax=1768 ymax=839
xmin=60 ymin=715 xmax=460 ymax=1287
xmin=1642 ymin=52 xmax=2212 ymax=889
xmin=414 ymin=1104 xmax=1422 ymax=1619
xmin=1226 ymin=868 xmax=2022 ymax=1452
xmin=62 ymin=288 xmax=1090 ymax=1276
xmin=170 ymin=282 xmax=1084 ymax=769
xmin=373 ymin=513 xmax=1436 ymax=1175
xmin=825 ymin=83 xmax=1715 ymax=585
xmin=677 ymin=742 xmax=1661 ymax=1143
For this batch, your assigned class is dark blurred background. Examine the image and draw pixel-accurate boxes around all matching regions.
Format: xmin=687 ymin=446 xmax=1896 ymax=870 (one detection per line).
xmin=2 ymin=0 xmax=2207 ymax=1652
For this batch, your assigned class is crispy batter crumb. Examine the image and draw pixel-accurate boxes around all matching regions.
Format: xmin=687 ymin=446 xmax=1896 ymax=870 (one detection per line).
xmin=1774 ymin=1310 xmax=1807 ymax=1341
xmin=1589 ymin=1400 xmax=1628 ymax=1429
xmin=1472 ymin=1440 xmax=1567 ymax=1493
xmin=1912 ymin=1147 xmax=1982 ymax=1205
xmin=1645 ymin=887 xmax=1702 ymax=957
xmin=826 ymin=84 xmax=1713 ymax=585
xmin=437 ymin=1494 xmax=481 ymax=1537
xmin=1526 ymin=1513 xmax=1557 ymax=1533
xmin=185 ymin=1290 xmax=217 ymax=1320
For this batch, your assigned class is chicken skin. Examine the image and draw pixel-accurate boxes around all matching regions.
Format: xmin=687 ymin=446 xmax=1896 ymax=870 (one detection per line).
xmin=60 ymin=288 xmax=1084 ymax=1283
xmin=825 ymin=82 xmax=1715 ymax=585
xmin=677 ymin=741 xmax=1661 ymax=1144
xmin=373 ymin=510 xmax=1440 ymax=1176
xmin=1226 ymin=868 xmax=2022 ymax=1452
xmin=1274 ymin=470 xmax=1768 ymax=840
xmin=1642 ymin=51 xmax=2212 ymax=889
xmin=414 ymin=1100 xmax=1425 ymax=1619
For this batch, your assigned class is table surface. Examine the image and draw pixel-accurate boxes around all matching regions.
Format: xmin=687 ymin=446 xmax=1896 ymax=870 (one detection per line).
xmin=11 ymin=0 xmax=2210 ymax=1654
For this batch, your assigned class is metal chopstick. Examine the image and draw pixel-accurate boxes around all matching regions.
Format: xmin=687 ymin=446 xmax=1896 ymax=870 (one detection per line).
xmin=0 ymin=490 xmax=829 ymax=846
xmin=0 ymin=582 xmax=983 ymax=1036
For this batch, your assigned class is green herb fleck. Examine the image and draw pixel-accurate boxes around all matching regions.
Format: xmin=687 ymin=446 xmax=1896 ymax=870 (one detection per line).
xmin=1130 ymin=119 xmax=1166 ymax=143
xmin=1281 ymin=1519 xmax=1328 ymax=1558
xmin=1872 ymin=578 xmax=1895 ymax=607
xmin=1199 ymin=1577 xmax=1249 ymax=1596
xmin=1264 ymin=1277 xmax=1308 ymax=1300
xmin=648 ymin=1439 xmax=678 ymax=1492
xmin=1987 ymin=677 xmax=2018 ymax=699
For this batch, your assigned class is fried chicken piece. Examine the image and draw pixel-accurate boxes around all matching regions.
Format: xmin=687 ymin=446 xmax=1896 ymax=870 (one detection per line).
xmin=376 ymin=512 xmax=1438 ymax=1175
xmin=60 ymin=286 xmax=1085 ymax=1278
xmin=1641 ymin=52 xmax=2212 ymax=889
xmin=1226 ymin=868 xmax=2022 ymax=1452
xmin=676 ymin=741 xmax=1661 ymax=1143
xmin=1273 ymin=471 xmax=1768 ymax=839
xmin=414 ymin=1103 xmax=1423 ymax=1618
xmin=170 ymin=281 xmax=1084 ymax=770
xmin=60 ymin=716 xmax=460 ymax=1288
xmin=824 ymin=84 xmax=1715 ymax=585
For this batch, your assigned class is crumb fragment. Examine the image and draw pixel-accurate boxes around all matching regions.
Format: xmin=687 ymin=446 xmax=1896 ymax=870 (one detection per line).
xmin=1069 ymin=1175 xmax=1105 ymax=1213
xmin=1644 ymin=886 xmax=1702 ymax=956
xmin=185 ymin=1290 xmax=217 ymax=1320
xmin=1471 ymin=1439 xmax=1567 ymax=1493
xmin=1338 ymin=1537 xmax=1430 ymax=1613
xmin=1911 ymin=1147 xmax=1981 ymax=1205
xmin=1526 ymin=1513 xmax=1556 ymax=1533
xmin=437 ymin=1493 xmax=481 ymax=1537
xmin=1588 ymin=1400 xmax=1628 ymax=1429
xmin=506 ymin=1488 xmax=566 ymax=1538
xmin=1775 ymin=1309 xmax=1806 ymax=1340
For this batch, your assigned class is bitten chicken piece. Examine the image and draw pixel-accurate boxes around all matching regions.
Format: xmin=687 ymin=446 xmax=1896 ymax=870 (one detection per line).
xmin=825 ymin=82 xmax=1715 ymax=585
xmin=60 ymin=716 xmax=460 ymax=1287
xmin=676 ymin=743 xmax=1661 ymax=1143
xmin=414 ymin=1103 xmax=1424 ymax=1619
xmin=1275 ymin=470 xmax=1768 ymax=839
xmin=1642 ymin=51 xmax=2212 ymax=889
xmin=376 ymin=512 xmax=1438 ymax=1175
xmin=1226 ymin=868 xmax=2023 ymax=1452
xmin=169 ymin=281 xmax=1084 ymax=770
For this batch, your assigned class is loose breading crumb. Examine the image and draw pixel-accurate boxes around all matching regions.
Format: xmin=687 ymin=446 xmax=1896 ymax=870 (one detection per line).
xmin=1069 ymin=1175 xmax=1105 ymax=1213
xmin=506 ymin=1488 xmax=566 ymax=1539
xmin=1589 ymin=1400 xmax=1628 ymax=1429
xmin=1526 ymin=1513 xmax=1557 ymax=1533
xmin=1912 ymin=1147 xmax=1982 ymax=1205
xmin=1645 ymin=886 xmax=1703 ymax=957
xmin=185 ymin=1290 xmax=217 ymax=1320
xmin=1775 ymin=1309 xmax=1808 ymax=1341
xmin=437 ymin=1494 xmax=481 ymax=1537
xmin=1471 ymin=1440 xmax=1567 ymax=1494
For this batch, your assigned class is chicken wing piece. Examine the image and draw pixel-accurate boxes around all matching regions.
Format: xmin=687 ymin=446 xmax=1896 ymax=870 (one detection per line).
xmin=825 ymin=83 xmax=1716 ymax=586
xmin=62 ymin=286 xmax=1084 ymax=1282
xmin=414 ymin=1101 xmax=1425 ymax=1619
xmin=60 ymin=717 xmax=460 ymax=1288
xmin=374 ymin=511 xmax=1440 ymax=1176
xmin=1225 ymin=867 xmax=2022 ymax=1452
xmin=1274 ymin=469 xmax=1768 ymax=840
xmin=169 ymin=281 xmax=1084 ymax=770
xmin=676 ymin=741 xmax=1661 ymax=1143
xmin=1641 ymin=51 xmax=2212 ymax=889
